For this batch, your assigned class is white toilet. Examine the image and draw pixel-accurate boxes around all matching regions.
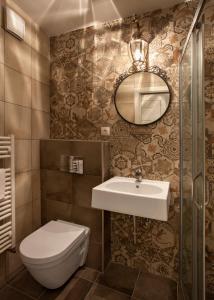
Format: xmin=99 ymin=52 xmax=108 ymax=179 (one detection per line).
xmin=19 ymin=220 xmax=90 ymax=289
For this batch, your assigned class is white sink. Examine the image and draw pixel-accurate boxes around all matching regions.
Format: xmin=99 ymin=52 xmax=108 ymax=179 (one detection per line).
xmin=92 ymin=176 xmax=170 ymax=221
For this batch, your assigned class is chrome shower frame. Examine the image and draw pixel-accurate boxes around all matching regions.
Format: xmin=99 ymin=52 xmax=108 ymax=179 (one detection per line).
xmin=179 ymin=0 xmax=206 ymax=299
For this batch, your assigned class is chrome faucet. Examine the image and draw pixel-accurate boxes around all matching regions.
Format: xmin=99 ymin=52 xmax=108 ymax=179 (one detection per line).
xmin=134 ymin=169 xmax=143 ymax=182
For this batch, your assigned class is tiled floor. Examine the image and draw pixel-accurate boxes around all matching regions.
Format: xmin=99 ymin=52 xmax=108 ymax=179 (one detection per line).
xmin=206 ymin=292 xmax=214 ymax=300
xmin=0 ymin=262 xmax=177 ymax=300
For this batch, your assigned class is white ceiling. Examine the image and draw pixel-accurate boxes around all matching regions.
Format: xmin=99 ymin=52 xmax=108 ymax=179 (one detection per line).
xmin=14 ymin=0 xmax=185 ymax=36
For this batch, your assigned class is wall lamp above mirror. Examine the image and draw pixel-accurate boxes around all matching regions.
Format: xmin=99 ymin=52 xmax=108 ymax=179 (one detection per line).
xmin=129 ymin=17 xmax=149 ymax=67
xmin=113 ymin=66 xmax=171 ymax=125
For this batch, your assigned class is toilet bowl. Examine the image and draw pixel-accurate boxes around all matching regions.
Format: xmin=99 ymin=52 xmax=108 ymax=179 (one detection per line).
xmin=19 ymin=220 xmax=90 ymax=289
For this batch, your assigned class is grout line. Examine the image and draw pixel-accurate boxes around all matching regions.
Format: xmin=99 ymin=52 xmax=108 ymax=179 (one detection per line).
xmin=4 ymin=101 xmax=31 ymax=110
xmin=5 ymin=266 xmax=25 ymax=284
xmin=131 ymin=268 xmax=141 ymax=298
xmin=6 ymin=284 xmax=37 ymax=300
xmin=37 ymin=288 xmax=47 ymax=300
xmin=76 ymin=271 xmax=101 ymax=284
xmin=92 ymin=282 xmax=134 ymax=298
xmin=4 ymin=100 xmax=50 ymax=114
xmin=84 ymin=281 xmax=96 ymax=299
xmin=3 ymin=62 xmax=50 ymax=86
xmin=4 ymin=25 xmax=50 ymax=60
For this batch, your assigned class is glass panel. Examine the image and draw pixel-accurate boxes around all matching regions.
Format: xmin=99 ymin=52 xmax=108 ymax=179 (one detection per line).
xmin=180 ymin=23 xmax=205 ymax=300
xmin=180 ymin=36 xmax=193 ymax=299
xmin=192 ymin=25 xmax=205 ymax=300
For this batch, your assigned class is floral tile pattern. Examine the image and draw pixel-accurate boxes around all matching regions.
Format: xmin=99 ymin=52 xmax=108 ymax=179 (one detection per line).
xmin=50 ymin=3 xmax=196 ymax=281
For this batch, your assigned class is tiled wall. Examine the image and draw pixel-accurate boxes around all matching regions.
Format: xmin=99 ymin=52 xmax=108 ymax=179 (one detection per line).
xmin=50 ymin=3 xmax=196 ymax=281
xmin=40 ymin=139 xmax=111 ymax=271
xmin=204 ymin=0 xmax=214 ymax=295
xmin=0 ymin=0 xmax=50 ymax=286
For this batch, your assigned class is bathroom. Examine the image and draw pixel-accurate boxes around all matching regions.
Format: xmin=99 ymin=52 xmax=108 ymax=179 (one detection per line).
xmin=0 ymin=0 xmax=213 ymax=299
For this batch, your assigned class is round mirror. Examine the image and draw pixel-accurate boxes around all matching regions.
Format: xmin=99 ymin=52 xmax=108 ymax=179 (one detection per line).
xmin=114 ymin=71 xmax=170 ymax=125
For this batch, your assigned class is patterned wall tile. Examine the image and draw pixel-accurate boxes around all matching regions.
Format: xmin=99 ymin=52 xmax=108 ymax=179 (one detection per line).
xmin=50 ymin=3 xmax=196 ymax=281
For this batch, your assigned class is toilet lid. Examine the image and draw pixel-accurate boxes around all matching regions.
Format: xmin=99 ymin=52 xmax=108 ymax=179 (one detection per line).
xmin=20 ymin=220 xmax=88 ymax=264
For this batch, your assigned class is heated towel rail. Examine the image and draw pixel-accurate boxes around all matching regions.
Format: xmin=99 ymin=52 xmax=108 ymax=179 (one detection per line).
xmin=0 ymin=135 xmax=15 ymax=254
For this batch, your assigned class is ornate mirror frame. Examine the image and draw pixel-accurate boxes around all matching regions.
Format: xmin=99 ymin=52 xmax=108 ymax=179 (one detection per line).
xmin=113 ymin=65 xmax=171 ymax=126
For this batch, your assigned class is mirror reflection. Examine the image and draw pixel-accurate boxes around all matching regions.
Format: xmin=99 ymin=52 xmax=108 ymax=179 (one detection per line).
xmin=115 ymin=72 xmax=170 ymax=125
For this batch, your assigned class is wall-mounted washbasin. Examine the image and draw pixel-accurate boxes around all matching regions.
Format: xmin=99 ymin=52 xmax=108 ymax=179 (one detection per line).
xmin=92 ymin=176 xmax=170 ymax=221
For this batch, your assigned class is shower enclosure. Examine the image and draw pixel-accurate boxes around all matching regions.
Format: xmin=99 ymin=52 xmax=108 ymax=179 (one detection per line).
xmin=179 ymin=1 xmax=206 ymax=299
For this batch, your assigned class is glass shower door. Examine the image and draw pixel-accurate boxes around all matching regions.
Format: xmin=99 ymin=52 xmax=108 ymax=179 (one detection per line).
xmin=180 ymin=21 xmax=205 ymax=300
xmin=192 ymin=22 xmax=205 ymax=300
xmin=180 ymin=35 xmax=194 ymax=299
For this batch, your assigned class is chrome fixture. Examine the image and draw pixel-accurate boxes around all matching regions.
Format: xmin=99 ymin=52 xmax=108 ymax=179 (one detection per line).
xmin=129 ymin=17 xmax=148 ymax=66
xmin=179 ymin=0 xmax=206 ymax=298
xmin=134 ymin=169 xmax=143 ymax=182
xmin=69 ymin=156 xmax=84 ymax=174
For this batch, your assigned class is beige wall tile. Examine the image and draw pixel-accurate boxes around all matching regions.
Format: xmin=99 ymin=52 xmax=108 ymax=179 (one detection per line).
xmin=32 ymin=197 xmax=41 ymax=230
xmin=43 ymin=170 xmax=72 ymax=203
xmin=6 ymin=0 xmax=32 ymax=47
xmin=32 ymin=50 xmax=50 ymax=84
xmin=40 ymin=140 xmax=71 ymax=170
xmin=32 ymin=170 xmax=41 ymax=201
xmin=32 ymin=79 xmax=50 ymax=112
xmin=0 ymin=0 xmax=50 ymax=285
xmin=41 ymin=140 xmax=103 ymax=175
xmin=6 ymin=240 xmax=24 ymax=280
xmin=0 ymin=255 xmax=6 ymax=288
xmin=32 ymin=139 xmax=40 ymax=170
xmin=46 ymin=199 xmax=72 ymax=222
xmin=15 ymin=139 xmax=31 ymax=173
xmin=32 ymin=110 xmax=50 ymax=139
xmin=5 ymin=103 xmax=31 ymax=139
xmin=0 ymin=100 xmax=4 ymax=136
xmin=32 ymin=170 xmax=41 ymax=229
xmin=70 ymin=205 xmax=102 ymax=244
xmin=0 ymin=63 xmax=4 ymax=101
xmin=0 ymin=27 xmax=4 ymax=64
xmin=70 ymin=141 xmax=102 ymax=176
xmin=31 ymin=23 xmax=50 ymax=58
xmin=15 ymin=202 xmax=33 ymax=241
xmin=5 ymin=67 xmax=31 ymax=107
xmin=73 ymin=175 xmax=101 ymax=208
xmin=86 ymin=242 xmax=102 ymax=271
xmin=5 ymin=32 xmax=31 ymax=77
xmin=15 ymin=171 xmax=32 ymax=208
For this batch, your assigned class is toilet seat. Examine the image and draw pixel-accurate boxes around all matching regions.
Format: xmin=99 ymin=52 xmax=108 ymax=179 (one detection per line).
xmin=20 ymin=220 xmax=88 ymax=265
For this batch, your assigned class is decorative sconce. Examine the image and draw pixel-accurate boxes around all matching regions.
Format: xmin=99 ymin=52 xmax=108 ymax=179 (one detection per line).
xmin=129 ymin=18 xmax=148 ymax=66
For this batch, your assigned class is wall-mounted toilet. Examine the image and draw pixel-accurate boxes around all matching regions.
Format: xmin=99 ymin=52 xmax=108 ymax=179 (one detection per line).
xmin=19 ymin=220 xmax=90 ymax=289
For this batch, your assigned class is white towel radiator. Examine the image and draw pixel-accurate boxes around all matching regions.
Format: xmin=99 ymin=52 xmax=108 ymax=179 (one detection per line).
xmin=0 ymin=135 xmax=15 ymax=254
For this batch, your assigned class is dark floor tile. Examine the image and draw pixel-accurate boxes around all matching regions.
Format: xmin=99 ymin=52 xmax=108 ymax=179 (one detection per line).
xmin=0 ymin=286 xmax=33 ymax=300
xmin=133 ymin=272 xmax=177 ymax=300
xmin=206 ymin=292 xmax=214 ymax=300
xmin=64 ymin=278 xmax=92 ymax=300
xmin=85 ymin=283 xmax=131 ymax=300
xmin=9 ymin=269 xmax=45 ymax=298
xmin=75 ymin=267 xmax=100 ymax=282
xmin=98 ymin=262 xmax=139 ymax=296
xmin=39 ymin=286 xmax=64 ymax=300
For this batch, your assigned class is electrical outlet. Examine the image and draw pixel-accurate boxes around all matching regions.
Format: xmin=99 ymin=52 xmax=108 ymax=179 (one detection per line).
xmin=101 ymin=127 xmax=110 ymax=136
